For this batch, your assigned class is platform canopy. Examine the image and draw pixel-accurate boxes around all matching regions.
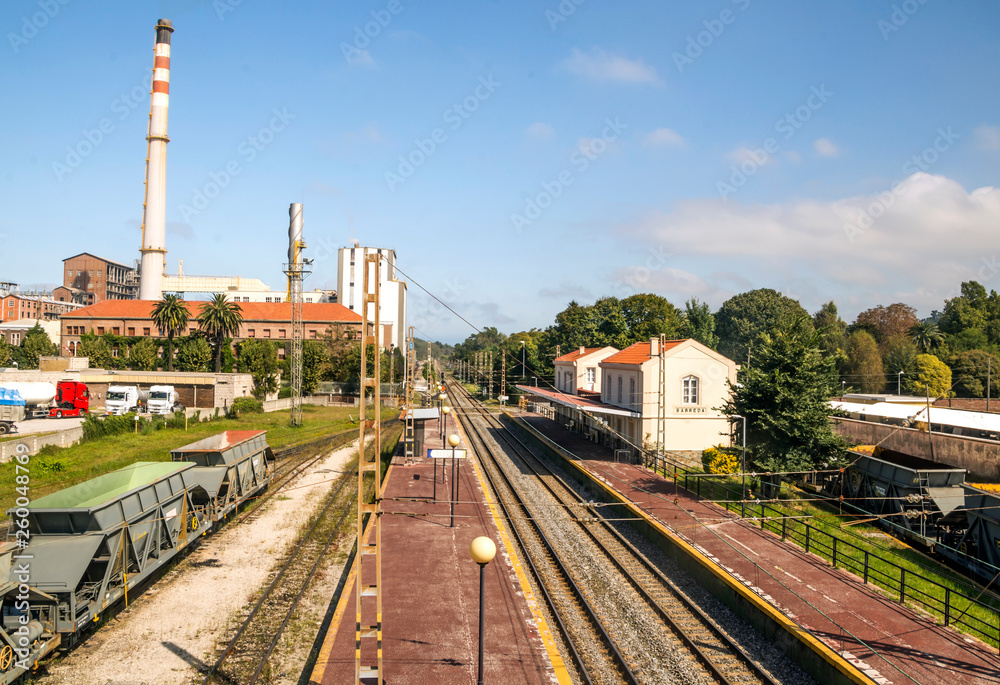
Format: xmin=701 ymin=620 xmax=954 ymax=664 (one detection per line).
xmin=402 ymin=408 xmax=440 ymax=420
xmin=516 ymin=385 xmax=639 ymax=418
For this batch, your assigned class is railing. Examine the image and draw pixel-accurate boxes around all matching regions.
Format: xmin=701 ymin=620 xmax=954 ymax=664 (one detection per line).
xmin=666 ymin=468 xmax=1000 ymax=651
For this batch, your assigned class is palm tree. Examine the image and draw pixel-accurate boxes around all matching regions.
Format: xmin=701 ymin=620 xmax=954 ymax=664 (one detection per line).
xmin=151 ymin=295 xmax=190 ymax=372
xmin=909 ymin=321 xmax=944 ymax=353
xmin=198 ymin=294 xmax=244 ymax=372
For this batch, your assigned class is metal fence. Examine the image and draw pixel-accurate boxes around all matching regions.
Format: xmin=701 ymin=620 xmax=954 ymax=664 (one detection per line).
xmin=672 ymin=470 xmax=1000 ymax=651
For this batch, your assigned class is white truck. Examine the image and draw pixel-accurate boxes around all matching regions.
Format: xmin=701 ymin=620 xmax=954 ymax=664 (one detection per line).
xmin=105 ymin=385 xmax=148 ymax=415
xmin=147 ymin=385 xmax=184 ymax=415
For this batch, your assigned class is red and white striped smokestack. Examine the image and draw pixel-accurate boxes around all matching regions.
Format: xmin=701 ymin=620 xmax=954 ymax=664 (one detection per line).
xmin=139 ymin=18 xmax=173 ymax=301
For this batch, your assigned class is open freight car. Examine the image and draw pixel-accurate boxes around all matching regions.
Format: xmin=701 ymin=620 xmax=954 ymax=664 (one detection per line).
xmin=0 ymin=430 xmax=274 ymax=684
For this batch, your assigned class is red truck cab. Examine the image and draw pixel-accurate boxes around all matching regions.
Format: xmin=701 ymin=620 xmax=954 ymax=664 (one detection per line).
xmin=49 ymin=381 xmax=90 ymax=418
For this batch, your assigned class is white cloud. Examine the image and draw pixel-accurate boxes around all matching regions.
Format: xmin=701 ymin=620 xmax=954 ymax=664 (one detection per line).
xmin=559 ymin=47 xmax=661 ymax=85
xmin=975 ymin=125 xmax=1000 ymax=152
xmin=728 ymin=145 xmax=776 ymax=167
xmin=347 ymin=49 xmax=375 ymax=68
xmin=621 ymin=173 xmax=1000 ymax=316
xmin=814 ymin=137 xmax=840 ymax=157
xmin=643 ymin=128 xmax=685 ymax=148
xmin=526 ymin=122 xmax=555 ymax=141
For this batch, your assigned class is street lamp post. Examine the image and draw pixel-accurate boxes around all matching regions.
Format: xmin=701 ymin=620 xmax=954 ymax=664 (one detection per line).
xmin=732 ymin=415 xmax=747 ymax=518
xmin=469 ymin=536 xmax=497 ymax=685
xmin=519 ymin=341 xmax=525 ymax=379
xmin=898 ymin=371 xmax=905 ymax=395
xmin=448 ymin=433 xmax=460 ymax=527
xmin=441 ymin=406 xmax=450 ymax=441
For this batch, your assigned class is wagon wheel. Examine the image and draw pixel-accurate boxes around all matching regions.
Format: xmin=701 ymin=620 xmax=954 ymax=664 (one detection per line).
xmin=848 ymin=469 xmax=862 ymax=495
xmin=0 ymin=645 xmax=13 ymax=670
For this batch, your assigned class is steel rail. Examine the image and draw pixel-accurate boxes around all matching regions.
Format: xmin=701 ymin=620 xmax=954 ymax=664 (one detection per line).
xmin=450 ymin=382 xmax=639 ymax=685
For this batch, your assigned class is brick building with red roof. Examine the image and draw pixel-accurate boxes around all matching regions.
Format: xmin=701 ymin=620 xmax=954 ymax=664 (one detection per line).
xmin=59 ymin=300 xmax=361 ymax=357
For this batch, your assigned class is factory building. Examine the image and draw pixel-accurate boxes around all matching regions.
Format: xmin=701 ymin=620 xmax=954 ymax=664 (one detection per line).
xmin=1 ymin=284 xmax=83 ymax=323
xmin=336 ymin=245 xmax=406 ymax=351
xmin=160 ymin=267 xmax=334 ymax=303
xmin=61 ymin=253 xmax=140 ymax=304
xmin=59 ymin=300 xmax=361 ymax=358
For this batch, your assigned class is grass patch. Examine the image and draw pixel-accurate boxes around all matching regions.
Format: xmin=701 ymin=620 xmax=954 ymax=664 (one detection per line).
xmin=0 ymin=404 xmax=396 ymax=514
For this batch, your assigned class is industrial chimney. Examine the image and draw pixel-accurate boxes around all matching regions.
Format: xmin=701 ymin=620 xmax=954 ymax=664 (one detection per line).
xmin=138 ymin=18 xmax=174 ymax=301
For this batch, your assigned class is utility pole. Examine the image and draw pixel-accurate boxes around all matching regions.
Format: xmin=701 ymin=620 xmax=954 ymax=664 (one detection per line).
xmin=655 ymin=334 xmax=666 ymax=471
xmin=356 ymin=253 xmax=383 ymax=684
xmin=500 ymin=352 xmax=506 ymax=405
xmin=487 ymin=350 xmax=493 ymax=399
xmin=283 ymin=203 xmax=311 ymax=427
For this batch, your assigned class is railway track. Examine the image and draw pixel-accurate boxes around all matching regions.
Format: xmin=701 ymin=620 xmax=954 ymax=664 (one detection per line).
xmin=201 ymin=423 xmax=402 ymax=685
xmin=450 ymin=381 xmax=784 ymax=685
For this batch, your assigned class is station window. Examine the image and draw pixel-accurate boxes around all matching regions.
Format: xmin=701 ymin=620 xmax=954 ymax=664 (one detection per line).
xmin=682 ymin=376 xmax=699 ymax=405
xmin=143 ymin=328 xmax=151 ymax=336
xmin=617 ymin=376 xmax=622 ymax=404
xmin=127 ymin=327 xmax=135 ymax=336
xmin=264 ymin=329 xmax=271 ymax=338
xmin=97 ymin=327 xmax=105 ymax=335
xmin=279 ymin=329 xmax=286 ymax=338
xmin=248 ymin=329 xmax=255 ymax=337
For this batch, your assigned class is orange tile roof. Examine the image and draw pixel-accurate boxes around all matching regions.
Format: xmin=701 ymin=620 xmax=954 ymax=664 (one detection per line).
xmin=602 ymin=339 xmax=686 ymax=365
xmin=62 ymin=299 xmax=361 ymax=323
xmin=554 ymin=346 xmax=606 ymax=363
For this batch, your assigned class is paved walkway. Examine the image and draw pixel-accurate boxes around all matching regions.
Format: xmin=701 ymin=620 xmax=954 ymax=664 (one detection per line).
xmin=309 ymin=410 xmax=565 ymax=684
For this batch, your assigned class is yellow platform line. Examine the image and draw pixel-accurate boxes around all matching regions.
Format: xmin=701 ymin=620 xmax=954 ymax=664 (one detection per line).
xmin=461 ymin=420 xmax=574 ymax=685
xmin=514 ymin=417 xmax=877 ymax=685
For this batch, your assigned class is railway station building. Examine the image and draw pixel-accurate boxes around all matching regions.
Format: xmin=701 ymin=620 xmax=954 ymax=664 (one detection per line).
xmin=520 ymin=338 xmax=738 ymax=465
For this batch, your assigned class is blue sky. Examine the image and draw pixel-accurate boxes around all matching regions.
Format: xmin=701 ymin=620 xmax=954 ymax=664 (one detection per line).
xmin=2 ymin=0 xmax=999 ymax=343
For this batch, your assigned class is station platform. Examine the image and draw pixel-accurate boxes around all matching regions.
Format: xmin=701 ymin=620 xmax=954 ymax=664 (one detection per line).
xmin=518 ymin=414 xmax=1000 ymax=685
xmin=308 ymin=411 xmax=566 ymax=684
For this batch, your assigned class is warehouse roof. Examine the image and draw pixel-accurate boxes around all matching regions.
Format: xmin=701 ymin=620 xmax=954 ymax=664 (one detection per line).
xmin=61 ymin=299 xmax=361 ymax=323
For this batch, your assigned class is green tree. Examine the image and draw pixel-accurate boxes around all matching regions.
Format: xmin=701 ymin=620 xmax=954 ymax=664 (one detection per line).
xmin=939 ymin=281 xmax=989 ymax=335
xmin=128 ymin=338 xmax=159 ymax=371
xmin=151 ymin=295 xmax=190 ymax=372
xmin=882 ymin=337 xmax=917 ymax=392
xmin=949 ymin=350 xmax=1000 ymax=398
xmin=842 ymin=331 xmax=884 ymax=393
xmin=904 ymin=353 xmax=952 ymax=397
xmin=619 ymin=293 xmax=683 ymax=342
xmin=238 ymin=339 xmax=279 ymax=399
xmin=593 ymin=297 xmax=630 ymax=349
xmin=176 ymin=337 xmax=212 ymax=372
xmin=0 ymin=338 xmax=10 ymax=367
xmin=909 ymin=321 xmax=944 ymax=353
xmin=715 ymin=288 xmax=811 ymax=364
xmin=722 ymin=317 xmax=847 ymax=477
xmin=683 ymin=297 xmax=718 ymax=349
xmin=77 ymin=332 xmax=111 ymax=369
xmin=813 ymin=301 xmax=847 ymax=359
xmin=198 ymin=295 xmax=244 ymax=373
xmin=547 ymin=301 xmax=598 ymax=353
xmin=12 ymin=324 xmax=58 ymax=369
xmin=301 ymin=340 xmax=327 ymax=395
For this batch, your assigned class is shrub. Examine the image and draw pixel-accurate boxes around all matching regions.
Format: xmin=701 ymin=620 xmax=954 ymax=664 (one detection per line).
xmin=81 ymin=413 xmax=145 ymax=442
xmin=230 ymin=397 xmax=264 ymax=416
xmin=702 ymin=445 xmax=740 ymax=475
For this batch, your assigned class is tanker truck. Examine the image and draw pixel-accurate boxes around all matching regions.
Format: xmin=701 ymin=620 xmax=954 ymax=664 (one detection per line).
xmin=105 ymin=385 xmax=148 ymax=415
xmin=0 ymin=381 xmax=90 ymax=419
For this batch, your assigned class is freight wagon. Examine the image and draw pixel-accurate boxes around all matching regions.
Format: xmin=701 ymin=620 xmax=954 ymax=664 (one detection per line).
xmin=0 ymin=430 xmax=274 ymax=684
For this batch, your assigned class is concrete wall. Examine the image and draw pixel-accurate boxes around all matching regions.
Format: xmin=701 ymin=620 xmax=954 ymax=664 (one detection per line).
xmin=0 ymin=427 xmax=83 ymax=463
xmin=831 ymin=416 xmax=1000 ymax=481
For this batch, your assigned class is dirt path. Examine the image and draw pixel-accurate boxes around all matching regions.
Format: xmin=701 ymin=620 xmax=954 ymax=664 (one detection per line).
xmin=35 ymin=440 xmax=360 ymax=685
